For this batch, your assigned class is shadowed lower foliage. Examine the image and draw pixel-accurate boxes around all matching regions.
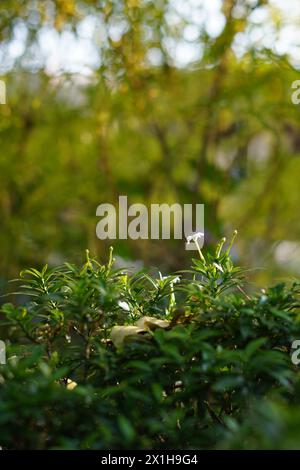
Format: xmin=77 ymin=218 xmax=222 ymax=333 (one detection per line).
xmin=0 ymin=237 xmax=299 ymax=449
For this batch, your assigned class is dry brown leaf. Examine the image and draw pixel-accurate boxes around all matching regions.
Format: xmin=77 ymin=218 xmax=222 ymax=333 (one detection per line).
xmin=135 ymin=316 xmax=169 ymax=330
xmin=110 ymin=325 xmax=145 ymax=348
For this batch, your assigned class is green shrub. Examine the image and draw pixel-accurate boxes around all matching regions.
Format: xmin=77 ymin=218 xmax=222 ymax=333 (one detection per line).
xmin=0 ymin=234 xmax=299 ymax=449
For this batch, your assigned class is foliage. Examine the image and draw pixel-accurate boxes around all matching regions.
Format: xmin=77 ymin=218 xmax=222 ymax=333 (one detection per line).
xmin=0 ymin=1 xmax=300 ymax=285
xmin=0 ymin=236 xmax=300 ymax=449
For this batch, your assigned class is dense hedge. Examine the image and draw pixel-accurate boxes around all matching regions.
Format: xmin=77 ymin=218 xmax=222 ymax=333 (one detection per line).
xmin=0 ymin=235 xmax=300 ymax=449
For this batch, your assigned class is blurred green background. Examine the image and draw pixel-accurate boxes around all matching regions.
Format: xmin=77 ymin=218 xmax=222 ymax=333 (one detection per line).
xmin=0 ymin=0 xmax=300 ymax=291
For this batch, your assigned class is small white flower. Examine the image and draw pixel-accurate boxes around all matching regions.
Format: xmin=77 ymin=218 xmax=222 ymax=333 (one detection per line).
xmin=186 ymin=232 xmax=204 ymax=244
xmin=158 ymin=272 xmax=180 ymax=284
xmin=66 ymin=379 xmax=77 ymax=390
xmin=118 ymin=300 xmax=130 ymax=311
